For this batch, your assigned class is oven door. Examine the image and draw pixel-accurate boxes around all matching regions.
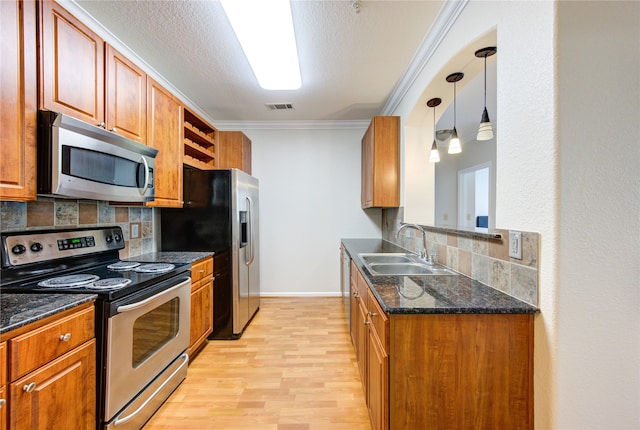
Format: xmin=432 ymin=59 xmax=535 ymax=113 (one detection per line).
xmin=104 ymin=276 xmax=191 ymax=426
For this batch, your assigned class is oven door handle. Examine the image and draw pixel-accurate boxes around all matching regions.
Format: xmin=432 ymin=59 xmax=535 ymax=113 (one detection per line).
xmin=116 ymin=278 xmax=190 ymax=313
xmin=112 ymin=352 xmax=189 ymax=426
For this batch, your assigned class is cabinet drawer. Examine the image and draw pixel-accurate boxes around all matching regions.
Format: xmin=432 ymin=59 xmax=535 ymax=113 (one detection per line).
xmin=350 ymin=260 xmax=358 ymax=283
xmin=368 ymin=290 xmax=389 ymax=353
xmin=0 ymin=343 xmax=6 ymax=386
xmin=9 ymin=307 xmax=94 ymax=381
xmin=191 ymin=257 xmax=213 ymax=282
xmin=356 ymin=270 xmax=369 ymax=302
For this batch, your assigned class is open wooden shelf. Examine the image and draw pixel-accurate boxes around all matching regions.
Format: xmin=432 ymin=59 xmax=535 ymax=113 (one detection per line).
xmin=183 ymin=108 xmax=218 ymax=169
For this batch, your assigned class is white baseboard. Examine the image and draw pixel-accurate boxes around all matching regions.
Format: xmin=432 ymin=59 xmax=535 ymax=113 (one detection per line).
xmin=260 ymin=292 xmax=343 ymax=298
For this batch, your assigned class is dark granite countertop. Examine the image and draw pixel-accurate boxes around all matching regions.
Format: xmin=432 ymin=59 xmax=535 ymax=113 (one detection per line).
xmin=127 ymin=251 xmax=214 ymax=265
xmin=342 ymin=238 xmax=538 ymax=315
xmin=0 ymin=293 xmax=97 ymax=335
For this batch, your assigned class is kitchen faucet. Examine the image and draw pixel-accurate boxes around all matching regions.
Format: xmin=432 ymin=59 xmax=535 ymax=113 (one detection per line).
xmin=396 ymin=223 xmax=434 ymax=263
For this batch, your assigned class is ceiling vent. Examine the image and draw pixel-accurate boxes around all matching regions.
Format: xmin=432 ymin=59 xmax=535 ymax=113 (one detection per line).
xmin=265 ymin=103 xmax=294 ymax=111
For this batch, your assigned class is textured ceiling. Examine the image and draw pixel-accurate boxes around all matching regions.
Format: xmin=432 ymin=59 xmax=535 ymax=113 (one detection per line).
xmin=73 ymin=0 xmax=445 ymax=123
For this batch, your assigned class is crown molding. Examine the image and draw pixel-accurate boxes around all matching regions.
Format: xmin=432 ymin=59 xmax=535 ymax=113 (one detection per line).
xmin=213 ymin=120 xmax=370 ymax=131
xmin=381 ymin=0 xmax=469 ymax=116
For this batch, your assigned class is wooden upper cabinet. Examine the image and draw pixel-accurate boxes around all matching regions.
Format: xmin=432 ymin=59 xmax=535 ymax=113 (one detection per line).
xmin=361 ymin=116 xmax=400 ymax=209
xmin=219 ymin=131 xmax=252 ymax=174
xmin=146 ymin=78 xmax=183 ymax=207
xmin=105 ymin=45 xmax=147 ymax=143
xmin=0 ymin=0 xmax=37 ymax=202
xmin=39 ymin=0 xmax=105 ymax=126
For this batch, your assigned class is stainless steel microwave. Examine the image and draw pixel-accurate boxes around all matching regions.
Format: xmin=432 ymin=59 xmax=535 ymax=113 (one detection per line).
xmin=37 ymin=111 xmax=158 ymax=202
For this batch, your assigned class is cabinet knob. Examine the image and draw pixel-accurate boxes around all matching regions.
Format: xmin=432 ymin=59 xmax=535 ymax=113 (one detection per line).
xmin=23 ymin=382 xmax=37 ymax=393
xmin=368 ymin=312 xmax=378 ymax=317
xmin=110 ymin=128 xmax=116 ymax=132
xmin=363 ymin=320 xmax=370 ymax=325
xmin=199 ymin=270 xmax=205 ymax=274
xmin=0 ymin=399 xmax=5 ymax=408
xmin=59 ymin=333 xmax=72 ymax=342
xmin=97 ymin=122 xmax=106 ymax=128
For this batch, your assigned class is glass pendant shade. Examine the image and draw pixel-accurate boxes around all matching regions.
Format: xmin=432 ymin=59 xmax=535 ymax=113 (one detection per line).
xmin=448 ymin=128 xmax=461 ymax=154
xmin=426 ymin=97 xmax=442 ymax=163
xmin=445 ymin=72 xmax=464 ymax=155
xmin=429 ymin=139 xmax=440 ymax=163
xmin=477 ymin=107 xmax=494 ymax=141
xmin=475 ymin=47 xmax=497 ymax=141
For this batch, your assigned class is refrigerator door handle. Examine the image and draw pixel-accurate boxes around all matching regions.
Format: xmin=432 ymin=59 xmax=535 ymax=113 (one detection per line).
xmin=245 ymin=196 xmax=255 ymax=265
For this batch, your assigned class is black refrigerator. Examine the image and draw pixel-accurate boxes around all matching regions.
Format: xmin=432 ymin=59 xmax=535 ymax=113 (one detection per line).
xmin=160 ymin=168 xmax=260 ymax=339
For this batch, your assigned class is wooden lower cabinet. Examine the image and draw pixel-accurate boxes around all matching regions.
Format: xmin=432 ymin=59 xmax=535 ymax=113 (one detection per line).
xmin=350 ymin=263 xmax=533 ymax=430
xmin=352 ymin=268 xmax=389 ymax=430
xmin=2 ymin=303 xmax=96 ymax=430
xmin=389 ymin=313 xmax=533 ymax=429
xmin=188 ymin=257 xmax=214 ymax=359
xmin=0 ymin=342 xmax=6 ymax=430
xmin=10 ymin=340 xmax=95 ymax=430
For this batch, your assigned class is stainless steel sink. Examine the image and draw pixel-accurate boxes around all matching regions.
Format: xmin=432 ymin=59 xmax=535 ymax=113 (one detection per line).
xmin=359 ymin=253 xmax=414 ymax=264
xmin=358 ymin=253 xmax=458 ymax=276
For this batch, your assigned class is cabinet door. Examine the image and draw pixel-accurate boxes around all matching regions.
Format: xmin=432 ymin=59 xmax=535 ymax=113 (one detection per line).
xmin=0 ymin=386 xmax=6 ymax=430
xmin=219 ymin=131 xmax=252 ymax=174
xmin=0 ymin=0 xmax=37 ymax=201
xmin=39 ymin=0 xmax=104 ymax=125
xmin=356 ymin=291 xmax=368 ymax=397
xmin=371 ymin=116 xmax=400 ymax=207
xmin=349 ymin=275 xmax=359 ymax=348
xmin=106 ymin=45 xmax=147 ymax=143
xmin=368 ymin=331 xmax=388 ymax=430
xmin=189 ymin=278 xmax=213 ymax=357
xmin=0 ymin=342 xmax=5 ymax=430
xmin=147 ymin=78 xmax=183 ymax=207
xmin=361 ymin=123 xmax=373 ymax=208
xmin=10 ymin=340 xmax=96 ymax=430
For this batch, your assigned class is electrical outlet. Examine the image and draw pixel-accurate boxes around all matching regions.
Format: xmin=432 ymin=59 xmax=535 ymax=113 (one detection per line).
xmin=509 ymin=231 xmax=522 ymax=259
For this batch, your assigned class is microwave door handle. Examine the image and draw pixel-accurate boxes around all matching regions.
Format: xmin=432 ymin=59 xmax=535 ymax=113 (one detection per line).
xmin=139 ymin=156 xmax=150 ymax=196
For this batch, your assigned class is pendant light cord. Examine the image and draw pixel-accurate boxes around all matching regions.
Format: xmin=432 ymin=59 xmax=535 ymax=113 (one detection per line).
xmin=483 ymin=55 xmax=487 ymax=108
xmin=453 ymin=80 xmax=456 ymax=128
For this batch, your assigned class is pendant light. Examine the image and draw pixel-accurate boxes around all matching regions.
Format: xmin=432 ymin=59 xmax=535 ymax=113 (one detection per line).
xmin=426 ymin=98 xmax=441 ymax=163
xmin=445 ymin=72 xmax=464 ymax=154
xmin=475 ymin=46 xmax=497 ymax=141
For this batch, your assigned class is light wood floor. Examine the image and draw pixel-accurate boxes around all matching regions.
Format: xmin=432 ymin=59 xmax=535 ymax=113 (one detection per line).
xmin=143 ymin=297 xmax=372 ymax=430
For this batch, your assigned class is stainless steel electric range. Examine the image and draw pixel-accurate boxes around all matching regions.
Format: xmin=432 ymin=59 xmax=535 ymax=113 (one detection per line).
xmin=0 ymin=226 xmax=192 ymax=430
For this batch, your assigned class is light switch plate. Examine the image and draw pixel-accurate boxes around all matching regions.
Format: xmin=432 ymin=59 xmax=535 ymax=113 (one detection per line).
xmin=509 ymin=231 xmax=522 ymax=259
xmin=130 ymin=222 xmax=141 ymax=239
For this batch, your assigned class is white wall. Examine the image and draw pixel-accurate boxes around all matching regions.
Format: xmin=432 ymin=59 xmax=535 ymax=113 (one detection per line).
xmin=391 ymin=0 xmax=640 ymax=428
xmin=556 ymin=2 xmax=640 ymax=428
xmin=246 ymin=127 xmax=382 ymax=296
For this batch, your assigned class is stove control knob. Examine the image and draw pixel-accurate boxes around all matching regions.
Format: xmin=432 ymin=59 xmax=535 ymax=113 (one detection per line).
xmin=105 ymin=235 xmax=113 ymax=243
xmin=114 ymin=233 xmax=122 ymax=242
xmin=11 ymin=244 xmax=26 ymax=255
xmin=30 ymin=242 xmax=43 ymax=253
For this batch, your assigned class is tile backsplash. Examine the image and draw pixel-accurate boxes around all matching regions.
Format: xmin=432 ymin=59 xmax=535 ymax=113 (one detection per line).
xmin=0 ymin=198 xmax=155 ymax=258
xmin=382 ymin=207 xmax=539 ymax=307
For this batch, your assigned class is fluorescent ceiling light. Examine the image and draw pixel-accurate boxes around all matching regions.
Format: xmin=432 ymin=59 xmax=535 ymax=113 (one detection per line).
xmin=220 ymin=0 xmax=301 ymax=90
